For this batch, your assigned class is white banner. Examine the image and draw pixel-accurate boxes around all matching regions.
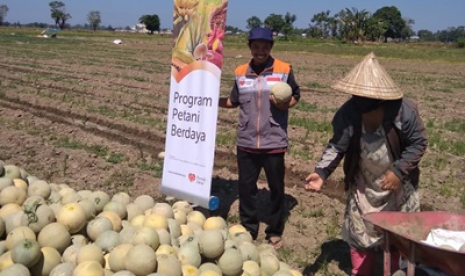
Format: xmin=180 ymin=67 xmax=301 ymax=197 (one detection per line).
xmin=161 ymin=0 xmax=228 ymax=209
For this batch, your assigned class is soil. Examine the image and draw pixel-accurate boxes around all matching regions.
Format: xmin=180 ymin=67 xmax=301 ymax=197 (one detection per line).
xmin=0 ymin=33 xmax=464 ymax=275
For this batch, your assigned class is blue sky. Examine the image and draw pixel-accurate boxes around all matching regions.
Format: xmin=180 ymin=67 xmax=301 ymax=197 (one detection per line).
xmin=2 ymin=0 xmax=463 ymax=32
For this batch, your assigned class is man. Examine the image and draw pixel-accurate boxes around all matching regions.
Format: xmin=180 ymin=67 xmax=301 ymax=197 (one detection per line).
xmin=219 ymin=27 xmax=300 ymax=249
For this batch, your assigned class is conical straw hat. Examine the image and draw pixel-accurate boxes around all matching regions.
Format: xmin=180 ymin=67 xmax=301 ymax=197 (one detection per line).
xmin=331 ymin=52 xmax=403 ymax=100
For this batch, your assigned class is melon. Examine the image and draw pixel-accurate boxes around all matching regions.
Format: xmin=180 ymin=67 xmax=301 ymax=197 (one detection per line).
xmin=228 ymin=224 xmax=247 ymax=237
xmin=151 ymin=202 xmax=174 ymax=219
xmin=238 ymin=241 xmax=259 ymax=263
xmin=125 ymin=244 xmax=157 ymax=276
xmin=108 ymin=243 xmax=133 ymax=272
xmin=198 ymin=229 xmax=225 ymax=259
xmin=38 ymin=222 xmax=72 ymax=254
xmin=87 ymin=216 xmax=114 ymax=242
xmin=56 ymin=203 xmax=87 ymax=234
xmin=242 ymin=261 xmax=260 ymax=276
xmin=30 ymin=246 xmax=62 ymax=276
xmin=182 ymin=264 xmax=200 ymax=276
xmin=3 ymin=165 xmax=21 ymax=179
xmin=156 ymin=254 xmax=182 ymax=276
xmin=131 ymin=226 xmax=160 ymax=250
xmin=95 ymin=230 xmax=120 ymax=252
xmin=199 ymin=263 xmax=222 ymax=275
xmin=6 ymin=226 xmax=36 ymax=250
xmin=27 ymin=180 xmax=52 ymax=200
xmin=203 ymin=216 xmax=227 ymax=230
xmin=10 ymin=239 xmax=41 ymax=268
xmin=49 ymin=262 xmax=75 ymax=276
xmin=0 ymin=263 xmax=31 ymax=276
xmin=259 ymin=252 xmax=280 ymax=276
xmin=270 ymin=81 xmax=292 ymax=103
xmin=156 ymin=244 xmax=178 ymax=256
xmin=177 ymin=245 xmax=202 ymax=268
xmin=217 ymin=247 xmax=243 ymax=276
xmin=172 ymin=201 xmax=193 ymax=214
xmin=133 ymin=195 xmax=155 ymax=212
xmin=73 ymin=260 xmax=104 ymax=276
xmin=77 ymin=243 xmax=104 ymax=265
xmin=89 ymin=191 xmax=111 ymax=212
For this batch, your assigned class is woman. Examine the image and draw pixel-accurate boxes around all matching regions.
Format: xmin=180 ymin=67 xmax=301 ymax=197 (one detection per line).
xmin=304 ymin=52 xmax=428 ymax=276
xmin=219 ymin=27 xmax=300 ymax=249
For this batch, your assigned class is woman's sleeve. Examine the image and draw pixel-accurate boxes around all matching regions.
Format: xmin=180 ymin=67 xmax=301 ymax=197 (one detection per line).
xmin=391 ymin=101 xmax=428 ymax=181
xmin=315 ymin=106 xmax=352 ymax=180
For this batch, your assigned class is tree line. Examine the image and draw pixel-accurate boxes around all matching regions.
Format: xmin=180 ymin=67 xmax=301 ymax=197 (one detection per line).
xmin=0 ymin=2 xmax=464 ymax=44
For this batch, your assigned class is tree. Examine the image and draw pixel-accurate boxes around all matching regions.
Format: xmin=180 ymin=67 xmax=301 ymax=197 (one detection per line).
xmin=373 ymin=6 xmax=405 ymax=42
xmin=139 ymin=14 xmax=160 ymax=34
xmin=0 ymin=4 xmax=8 ymax=25
xmin=364 ymin=16 xmax=388 ymax=42
xmin=87 ymin=10 xmax=101 ymax=31
xmin=417 ymin=29 xmax=435 ymax=41
xmin=281 ymin=12 xmax=296 ymax=40
xmin=264 ymin=14 xmax=285 ymax=33
xmin=336 ymin=7 xmax=369 ymax=43
xmin=401 ymin=18 xmax=415 ymax=40
xmin=49 ymin=1 xmax=71 ymax=29
xmin=246 ymin=16 xmax=262 ymax=30
xmin=310 ymin=10 xmax=331 ymax=38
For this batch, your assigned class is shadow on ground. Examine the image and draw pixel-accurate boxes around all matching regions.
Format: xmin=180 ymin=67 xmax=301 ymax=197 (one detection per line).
xmin=199 ymin=176 xmax=298 ymax=224
xmin=302 ymin=239 xmax=351 ymax=276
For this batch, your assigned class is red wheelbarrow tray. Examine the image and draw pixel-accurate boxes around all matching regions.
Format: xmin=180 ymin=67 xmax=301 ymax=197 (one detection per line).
xmin=363 ymin=211 xmax=465 ymax=276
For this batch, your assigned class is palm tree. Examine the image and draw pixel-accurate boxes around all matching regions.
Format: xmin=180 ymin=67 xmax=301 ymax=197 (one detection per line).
xmin=310 ymin=10 xmax=330 ymax=38
xmin=337 ymin=7 xmax=369 ymax=43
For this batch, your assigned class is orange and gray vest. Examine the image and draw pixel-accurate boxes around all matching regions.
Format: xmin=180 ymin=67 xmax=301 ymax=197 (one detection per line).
xmin=234 ymin=59 xmax=292 ymax=149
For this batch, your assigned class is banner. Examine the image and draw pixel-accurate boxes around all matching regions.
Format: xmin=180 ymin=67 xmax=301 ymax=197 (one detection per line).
xmin=161 ymin=0 xmax=228 ymax=209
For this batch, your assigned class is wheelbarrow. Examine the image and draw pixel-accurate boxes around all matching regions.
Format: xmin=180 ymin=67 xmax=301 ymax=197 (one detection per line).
xmin=363 ymin=211 xmax=465 ymax=276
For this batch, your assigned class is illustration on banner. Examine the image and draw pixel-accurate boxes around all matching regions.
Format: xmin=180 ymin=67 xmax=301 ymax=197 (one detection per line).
xmin=172 ymin=0 xmax=228 ymax=72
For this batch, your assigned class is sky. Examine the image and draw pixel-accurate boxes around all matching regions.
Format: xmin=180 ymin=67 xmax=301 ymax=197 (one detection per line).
xmin=2 ymin=0 xmax=464 ymax=32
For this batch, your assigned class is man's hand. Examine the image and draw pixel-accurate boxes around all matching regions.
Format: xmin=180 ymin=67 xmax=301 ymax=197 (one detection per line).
xmin=380 ymin=169 xmax=401 ymax=191
xmin=270 ymin=95 xmax=291 ymax=110
xmin=304 ymin=173 xmax=324 ymax=191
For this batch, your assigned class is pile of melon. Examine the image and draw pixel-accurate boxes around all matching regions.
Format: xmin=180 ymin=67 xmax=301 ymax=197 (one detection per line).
xmin=0 ymin=162 xmax=303 ymax=276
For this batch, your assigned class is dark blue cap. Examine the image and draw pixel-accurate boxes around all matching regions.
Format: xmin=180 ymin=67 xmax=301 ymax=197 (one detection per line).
xmin=248 ymin=27 xmax=274 ymax=42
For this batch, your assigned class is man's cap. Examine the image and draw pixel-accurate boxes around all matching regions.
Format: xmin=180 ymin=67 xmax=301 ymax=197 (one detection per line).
xmin=248 ymin=27 xmax=274 ymax=42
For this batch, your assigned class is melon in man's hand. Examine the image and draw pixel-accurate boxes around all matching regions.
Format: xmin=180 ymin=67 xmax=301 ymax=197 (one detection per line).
xmin=270 ymin=81 xmax=292 ymax=103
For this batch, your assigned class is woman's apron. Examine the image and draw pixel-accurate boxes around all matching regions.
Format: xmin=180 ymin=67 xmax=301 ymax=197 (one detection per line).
xmin=342 ymin=125 xmax=420 ymax=250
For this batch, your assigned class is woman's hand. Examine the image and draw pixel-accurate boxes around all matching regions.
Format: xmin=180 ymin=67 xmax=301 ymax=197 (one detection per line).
xmin=304 ymin=173 xmax=324 ymax=191
xmin=380 ymin=170 xmax=401 ymax=191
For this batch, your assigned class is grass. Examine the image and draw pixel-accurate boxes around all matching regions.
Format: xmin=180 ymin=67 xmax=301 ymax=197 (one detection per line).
xmin=289 ymin=117 xmax=332 ymax=132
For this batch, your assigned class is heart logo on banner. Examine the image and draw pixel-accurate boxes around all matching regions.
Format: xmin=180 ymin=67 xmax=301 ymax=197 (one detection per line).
xmin=188 ymin=173 xmax=196 ymax=182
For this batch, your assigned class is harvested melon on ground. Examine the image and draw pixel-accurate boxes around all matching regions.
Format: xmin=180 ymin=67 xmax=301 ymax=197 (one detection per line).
xmin=56 ymin=202 xmax=87 ymax=234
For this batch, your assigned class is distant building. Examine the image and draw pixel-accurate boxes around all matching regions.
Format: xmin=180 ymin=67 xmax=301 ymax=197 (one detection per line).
xmin=130 ymin=23 xmax=149 ymax=33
